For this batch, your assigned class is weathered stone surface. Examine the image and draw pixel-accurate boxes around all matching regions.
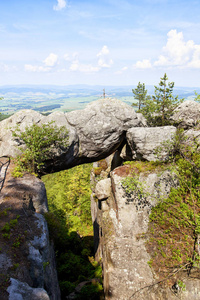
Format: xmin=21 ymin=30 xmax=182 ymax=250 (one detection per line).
xmin=92 ymin=166 xmax=178 ymax=299
xmin=0 ymin=166 xmax=60 ymax=300
xmin=92 ymin=165 xmax=200 ymax=299
xmin=0 ymin=110 xmax=43 ymax=157
xmin=0 ymin=99 xmax=146 ymax=173
xmin=171 ymin=100 xmax=200 ymax=128
xmin=95 ymin=178 xmax=111 ymax=200
xmin=7 ymin=278 xmax=50 ymax=300
xmin=126 ymin=126 xmax=176 ymax=161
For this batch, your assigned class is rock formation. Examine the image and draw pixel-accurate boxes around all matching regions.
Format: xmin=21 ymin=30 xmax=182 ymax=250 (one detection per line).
xmin=171 ymin=100 xmax=200 ymax=128
xmin=0 ymin=99 xmax=200 ymax=299
xmin=0 ymin=164 xmax=60 ymax=300
xmin=91 ymin=163 xmax=200 ymax=299
xmin=126 ymin=126 xmax=176 ymax=161
xmin=0 ymin=98 xmax=146 ymax=173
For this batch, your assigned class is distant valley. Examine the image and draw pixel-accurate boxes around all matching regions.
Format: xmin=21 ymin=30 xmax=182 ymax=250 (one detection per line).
xmin=0 ymin=84 xmax=199 ymax=115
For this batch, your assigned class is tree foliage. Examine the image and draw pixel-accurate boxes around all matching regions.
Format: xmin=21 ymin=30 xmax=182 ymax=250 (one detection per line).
xmin=139 ymin=73 xmax=182 ymax=126
xmin=194 ymin=91 xmax=200 ymax=103
xmin=12 ymin=122 xmax=69 ymax=176
xmin=42 ymin=164 xmax=103 ymax=299
xmin=132 ymin=82 xmax=151 ymax=110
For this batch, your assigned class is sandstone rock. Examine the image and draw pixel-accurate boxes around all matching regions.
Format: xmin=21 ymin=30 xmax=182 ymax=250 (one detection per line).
xmin=64 ymin=98 xmax=146 ymax=164
xmin=0 ymin=99 xmax=146 ymax=173
xmin=7 ymin=278 xmax=50 ymax=300
xmin=92 ymin=164 xmax=200 ymax=299
xmin=126 ymin=126 xmax=176 ymax=161
xmin=92 ymin=166 xmax=178 ymax=299
xmin=95 ymin=178 xmax=111 ymax=200
xmin=171 ymin=100 xmax=200 ymax=128
xmin=0 ymin=168 xmax=60 ymax=300
xmin=0 ymin=110 xmax=43 ymax=157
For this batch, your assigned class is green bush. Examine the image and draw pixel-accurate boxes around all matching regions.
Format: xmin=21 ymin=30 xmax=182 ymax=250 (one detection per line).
xmin=147 ymin=130 xmax=200 ymax=284
xmin=12 ymin=121 xmax=69 ymax=176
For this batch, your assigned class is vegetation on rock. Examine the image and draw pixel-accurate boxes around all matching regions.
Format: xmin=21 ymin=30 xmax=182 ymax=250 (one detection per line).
xmin=12 ymin=122 xmax=69 ymax=176
xmin=133 ymin=73 xmax=183 ymax=126
xmin=147 ymin=130 xmax=200 ymax=285
xmin=121 ymin=129 xmax=200 ymax=291
xmin=42 ymin=164 xmax=103 ymax=299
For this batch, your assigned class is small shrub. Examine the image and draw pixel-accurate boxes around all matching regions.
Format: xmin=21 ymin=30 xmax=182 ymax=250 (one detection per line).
xmin=12 ymin=122 xmax=69 ymax=176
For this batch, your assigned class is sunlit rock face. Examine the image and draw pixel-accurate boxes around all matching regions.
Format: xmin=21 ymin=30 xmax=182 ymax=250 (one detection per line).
xmin=126 ymin=126 xmax=176 ymax=161
xmin=91 ymin=165 xmax=200 ymax=300
xmin=171 ymin=100 xmax=200 ymax=128
xmin=0 ymin=169 xmax=61 ymax=300
xmin=0 ymin=98 xmax=146 ymax=173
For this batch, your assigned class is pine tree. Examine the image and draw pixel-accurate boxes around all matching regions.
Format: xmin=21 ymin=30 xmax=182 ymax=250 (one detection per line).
xmin=153 ymin=73 xmax=178 ymax=125
xmin=140 ymin=73 xmax=182 ymax=126
xmin=132 ymin=82 xmax=150 ymax=110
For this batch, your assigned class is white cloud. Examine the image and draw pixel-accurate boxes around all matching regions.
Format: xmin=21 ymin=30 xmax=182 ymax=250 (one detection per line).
xmin=68 ymin=46 xmax=113 ymax=73
xmin=69 ymin=60 xmax=79 ymax=71
xmin=154 ymin=30 xmax=194 ymax=67
xmin=43 ymin=53 xmax=58 ymax=67
xmin=134 ymin=59 xmax=152 ymax=69
xmin=97 ymin=45 xmax=110 ymax=56
xmin=97 ymin=45 xmax=113 ymax=68
xmin=70 ymin=60 xmax=99 ymax=73
xmin=64 ymin=52 xmax=79 ymax=61
xmin=134 ymin=30 xmax=200 ymax=70
xmin=24 ymin=64 xmax=50 ymax=72
xmin=0 ymin=63 xmax=17 ymax=72
xmin=53 ymin=0 xmax=67 ymax=11
xmin=115 ymin=66 xmax=128 ymax=74
xmin=188 ymin=45 xmax=200 ymax=68
xmin=25 ymin=53 xmax=58 ymax=73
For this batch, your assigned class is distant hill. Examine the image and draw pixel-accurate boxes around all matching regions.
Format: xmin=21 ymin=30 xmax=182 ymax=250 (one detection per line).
xmin=0 ymin=84 xmax=199 ymax=114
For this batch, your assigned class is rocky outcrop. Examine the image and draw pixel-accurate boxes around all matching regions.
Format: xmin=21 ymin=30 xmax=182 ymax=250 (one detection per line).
xmin=126 ymin=126 xmax=176 ymax=161
xmin=7 ymin=278 xmax=50 ymax=300
xmin=91 ymin=165 xmax=200 ymax=299
xmin=0 ymin=164 xmax=60 ymax=300
xmin=0 ymin=99 xmax=146 ymax=173
xmin=171 ymin=100 xmax=200 ymax=128
xmin=1 ymin=99 xmax=200 ymax=300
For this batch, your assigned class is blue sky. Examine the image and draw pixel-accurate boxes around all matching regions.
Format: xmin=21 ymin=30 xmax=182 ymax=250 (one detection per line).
xmin=1 ymin=0 xmax=200 ymax=87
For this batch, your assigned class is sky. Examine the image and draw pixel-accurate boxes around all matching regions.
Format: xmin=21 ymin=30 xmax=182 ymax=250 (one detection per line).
xmin=1 ymin=0 xmax=200 ymax=87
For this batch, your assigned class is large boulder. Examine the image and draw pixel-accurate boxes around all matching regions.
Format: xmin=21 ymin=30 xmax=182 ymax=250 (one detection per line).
xmin=0 ymin=99 xmax=146 ymax=173
xmin=126 ymin=126 xmax=176 ymax=161
xmin=0 ymin=110 xmax=43 ymax=157
xmin=171 ymin=100 xmax=200 ymax=128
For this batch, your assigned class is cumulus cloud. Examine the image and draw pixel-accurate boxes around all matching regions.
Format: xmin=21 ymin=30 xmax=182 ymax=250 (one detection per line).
xmin=97 ymin=45 xmax=113 ymax=68
xmin=68 ymin=46 xmax=113 ymax=73
xmin=53 ymin=0 xmax=67 ymax=11
xmin=134 ymin=59 xmax=152 ymax=69
xmin=69 ymin=59 xmax=99 ymax=73
xmin=134 ymin=29 xmax=200 ymax=69
xmin=25 ymin=53 xmax=58 ymax=73
xmin=154 ymin=30 xmax=195 ymax=67
xmin=43 ymin=53 xmax=58 ymax=67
